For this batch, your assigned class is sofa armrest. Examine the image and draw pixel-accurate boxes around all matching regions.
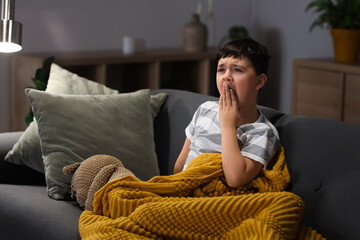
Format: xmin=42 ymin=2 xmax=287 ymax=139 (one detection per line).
xmin=0 ymin=132 xmax=45 ymax=185
xmin=275 ymin=115 xmax=360 ymax=239
xmin=0 ymin=132 xmax=23 ymax=158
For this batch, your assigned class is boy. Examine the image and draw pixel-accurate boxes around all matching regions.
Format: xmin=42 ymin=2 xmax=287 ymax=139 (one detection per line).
xmin=174 ymin=38 xmax=280 ymax=188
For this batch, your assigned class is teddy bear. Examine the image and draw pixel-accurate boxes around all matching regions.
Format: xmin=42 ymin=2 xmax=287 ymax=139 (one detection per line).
xmin=63 ymin=154 xmax=137 ymax=211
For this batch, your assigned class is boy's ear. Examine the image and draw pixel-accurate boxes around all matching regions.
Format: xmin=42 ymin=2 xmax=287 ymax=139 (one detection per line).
xmin=255 ymin=74 xmax=267 ymax=91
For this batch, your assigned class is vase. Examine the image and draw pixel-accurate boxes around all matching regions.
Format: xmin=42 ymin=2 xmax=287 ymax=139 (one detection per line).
xmin=331 ymin=28 xmax=360 ymax=63
xmin=183 ymin=14 xmax=208 ymax=52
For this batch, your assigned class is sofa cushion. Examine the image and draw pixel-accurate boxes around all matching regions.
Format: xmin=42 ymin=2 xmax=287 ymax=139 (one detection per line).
xmin=4 ymin=64 xmax=118 ymax=173
xmin=5 ymin=63 xmax=167 ymax=174
xmin=26 ymin=88 xmax=160 ymax=200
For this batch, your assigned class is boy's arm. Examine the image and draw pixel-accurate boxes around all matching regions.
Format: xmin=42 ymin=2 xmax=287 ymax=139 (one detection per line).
xmin=221 ymin=126 xmax=262 ymax=187
xmin=219 ymin=87 xmax=262 ymax=188
xmin=173 ymin=138 xmax=191 ymax=174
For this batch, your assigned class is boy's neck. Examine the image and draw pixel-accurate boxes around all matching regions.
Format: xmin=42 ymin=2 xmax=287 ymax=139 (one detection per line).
xmin=236 ymin=106 xmax=259 ymax=127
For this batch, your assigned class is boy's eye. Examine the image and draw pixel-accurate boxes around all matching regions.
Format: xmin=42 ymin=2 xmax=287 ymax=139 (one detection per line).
xmin=217 ymin=68 xmax=225 ymax=72
xmin=234 ymin=68 xmax=243 ymax=72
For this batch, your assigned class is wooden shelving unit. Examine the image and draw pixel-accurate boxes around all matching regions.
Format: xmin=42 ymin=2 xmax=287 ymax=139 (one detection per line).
xmin=292 ymin=58 xmax=360 ymax=125
xmin=11 ymin=48 xmax=218 ymax=131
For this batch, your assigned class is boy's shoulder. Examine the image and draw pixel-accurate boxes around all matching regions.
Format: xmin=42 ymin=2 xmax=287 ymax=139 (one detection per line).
xmin=196 ymin=101 xmax=219 ymax=116
xmin=199 ymin=100 xmax=219 ymax=109
xmin=247 ymin=111 xmax=279 ymax=138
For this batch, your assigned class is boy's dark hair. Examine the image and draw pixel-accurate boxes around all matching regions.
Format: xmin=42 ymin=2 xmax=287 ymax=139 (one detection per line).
xmin=216 ymin=38 xmax=271 ymax=75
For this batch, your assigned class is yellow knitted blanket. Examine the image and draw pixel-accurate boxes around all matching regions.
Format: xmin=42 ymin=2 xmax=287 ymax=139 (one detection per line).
xmin=79 ymin=146 xmax=325 ymax=240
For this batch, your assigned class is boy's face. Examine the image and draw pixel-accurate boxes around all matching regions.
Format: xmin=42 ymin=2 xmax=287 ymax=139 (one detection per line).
xmin=216 ymin=56 xmax=265 ymax=109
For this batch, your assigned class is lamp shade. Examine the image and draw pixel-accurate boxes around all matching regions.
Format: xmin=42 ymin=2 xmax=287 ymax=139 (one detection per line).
xmin=0 ymin=0 xmax=22 ymax=53
xmin=0 ymin=19 xmax=22 ymax=52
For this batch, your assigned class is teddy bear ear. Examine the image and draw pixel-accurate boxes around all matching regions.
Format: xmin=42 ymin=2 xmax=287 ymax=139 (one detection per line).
xmin=63 ymin=162 xmax=81 ymax=175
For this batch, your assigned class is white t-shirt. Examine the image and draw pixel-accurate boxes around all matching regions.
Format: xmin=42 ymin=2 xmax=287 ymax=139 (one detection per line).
xmin=184 ymin=101 xmax=280 ymax=170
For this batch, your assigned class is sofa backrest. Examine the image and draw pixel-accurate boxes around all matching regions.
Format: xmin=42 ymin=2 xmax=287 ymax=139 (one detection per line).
xmin=152 ymin=89 xmax=217 ymax=175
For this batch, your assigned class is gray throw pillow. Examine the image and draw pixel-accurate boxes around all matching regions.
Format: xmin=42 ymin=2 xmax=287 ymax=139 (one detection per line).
xmin=26 ymin=88 xmax=159 ymax=200
xmin=5 ymin=63 xmax=167 ymax=173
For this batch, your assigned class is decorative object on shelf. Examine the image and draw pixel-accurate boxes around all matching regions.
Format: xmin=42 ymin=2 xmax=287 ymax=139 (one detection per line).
xmin=122 ymin=36 xmax=135 ymax=55
xmin=196 ymin=2 xmax=202 ymax=16
xmin=207 ymin=0 xmax=216 ymax=48
xmin=218 ymin=25 xmax=249 ymax=47
xmin=0 ymin=0 xmax=22 ymax=53
xmin=183 ymin=13 xmax=208 ymax=52
xmin=25 ymin=56 xmax=55 ymax=125
xmin=306 ymin=0 xmax=360 ymax=63
xmin=122 ymin=36 xmax=146 ymax=54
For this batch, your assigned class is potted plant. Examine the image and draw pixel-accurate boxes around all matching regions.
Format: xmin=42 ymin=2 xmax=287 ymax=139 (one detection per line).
xmin=306 ymin=0 xmax=360 ymax=63
xmin=218 ymin=25 xmax=250 ymax=47
xmin=25 ymin=56 xmax=54 ymax=125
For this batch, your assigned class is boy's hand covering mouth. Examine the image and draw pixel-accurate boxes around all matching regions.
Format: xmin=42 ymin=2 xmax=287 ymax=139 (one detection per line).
xmin=223 ymin=83 xmax=236 ymax=96
xmin=219 ymin=84 xmax=240 ymax=129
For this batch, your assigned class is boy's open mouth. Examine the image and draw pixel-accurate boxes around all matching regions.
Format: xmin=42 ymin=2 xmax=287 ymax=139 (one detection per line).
xmin=222 ymin=82 xmax=237 ymax=96
xmin=225 ymin=85 xmax=235 ymax=94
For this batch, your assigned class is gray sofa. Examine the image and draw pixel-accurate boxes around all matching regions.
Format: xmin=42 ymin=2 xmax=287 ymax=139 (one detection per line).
xmin=1 ymin=89 xmax=360 ymax=240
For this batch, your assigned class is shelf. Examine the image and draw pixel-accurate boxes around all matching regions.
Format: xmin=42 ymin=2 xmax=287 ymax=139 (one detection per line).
xmin=11 ymin=48 xmax=218 ymax=131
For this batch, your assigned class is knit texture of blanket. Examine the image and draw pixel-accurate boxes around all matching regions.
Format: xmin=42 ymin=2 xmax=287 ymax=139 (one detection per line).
xmin=79 ymin=146 xmax=325 ymax=240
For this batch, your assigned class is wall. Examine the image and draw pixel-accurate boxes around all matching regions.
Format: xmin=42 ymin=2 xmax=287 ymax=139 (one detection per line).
xmin=250 ymin=0 xmax=333 ymax=111
xmin=15 ymin=0 xmax=251 ymax=52
xmin=0 ymin=0 xmax=334 ymax=132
